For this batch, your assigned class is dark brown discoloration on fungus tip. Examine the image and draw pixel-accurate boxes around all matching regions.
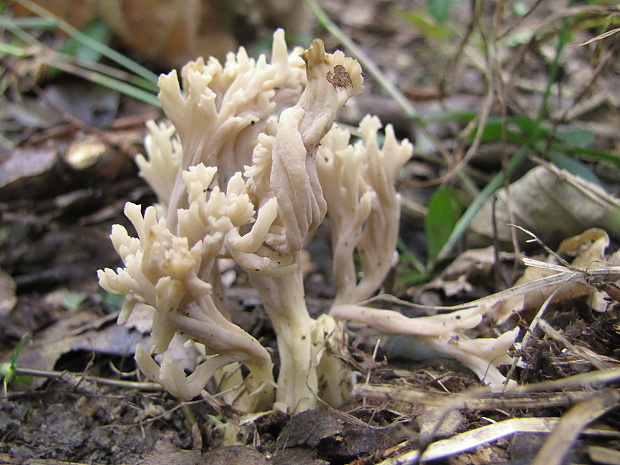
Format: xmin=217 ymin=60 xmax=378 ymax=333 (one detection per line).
xmin=326 ymin=65 xmax=352 ymax=89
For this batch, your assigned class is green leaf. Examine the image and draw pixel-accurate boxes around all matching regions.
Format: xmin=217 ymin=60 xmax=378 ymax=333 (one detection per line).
xmin=427 ymin=0 xmax=455 ymax=24
xmin=554 ymin=128 xmax=595 ymax=148
xmin=62 ymin=292 xmax=88 ymax=311
xmin=396 ymin=269 xmax=431 ymax=287
xmin=2 ymin=334 xmax=30 ymax=393
xmin=425 ymin=186 xmax=462 ymax=268
xmin=469 ymin=116 xmax=549 ymax=143
xmin=549 ymin=144 xmax=620 ymax=168
xmin=0 ymin=365 xmax=33 ymax=387
xmin=0 ymin=362 xmax=12 ymax=379
xmin=428 ymin=110 xmax=477 ymax=123
xmin=472 ymin=119 xmax=506 ymax=142
xmin=548 ymin=151 xmax=603 ymax=186
xmin=399 ymin=10 xmax=453 ymax=41
xmin=14 ymin=374 xmax=34 ymax=385
xmin=98 ymin=292 xmax=125 ymax=312
xmin=10 ymin=334 xmax=28 ymax=366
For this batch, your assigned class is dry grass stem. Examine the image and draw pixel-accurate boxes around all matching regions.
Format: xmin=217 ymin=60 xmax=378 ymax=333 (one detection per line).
xmin=531 ymin=390 xmax=620 ymax=465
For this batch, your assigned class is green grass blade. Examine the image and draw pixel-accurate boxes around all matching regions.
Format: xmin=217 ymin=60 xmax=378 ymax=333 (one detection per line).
xmin=15 ymin=0 xmax=160 ymax=86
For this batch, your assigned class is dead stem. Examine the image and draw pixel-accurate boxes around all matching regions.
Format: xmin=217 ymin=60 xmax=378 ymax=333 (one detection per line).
xmin=13 ymin=367 xmax=163 ymax=391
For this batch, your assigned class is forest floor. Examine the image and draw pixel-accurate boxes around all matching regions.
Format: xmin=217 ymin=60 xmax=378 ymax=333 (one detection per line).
xmin=1 ymin=1 xmax=620 ymax=464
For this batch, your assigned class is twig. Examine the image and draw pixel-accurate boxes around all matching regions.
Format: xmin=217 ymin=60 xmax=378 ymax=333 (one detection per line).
xmin=505 ymin=285 xmax=560 ymax=385
xmin=537 ymin=319 xmax=610 ymax=370
xmin=377 ymin=411 xmax=620 ymax=465
xmin=354 ymin=384 xmax=617 ymax=410
xmin=372 ymin=367 xmax=620 ymax=464
xmin=570 ymin=27 xmax=620 ymax=47
xmin=12 ymin=367 xmax=163 ymax=391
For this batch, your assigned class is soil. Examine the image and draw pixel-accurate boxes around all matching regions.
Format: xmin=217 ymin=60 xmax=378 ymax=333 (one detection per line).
xmin=1 ymin=1 xmax=620 ymax=464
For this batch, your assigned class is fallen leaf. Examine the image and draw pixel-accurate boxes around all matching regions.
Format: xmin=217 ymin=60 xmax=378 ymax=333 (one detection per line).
xmin=0 ymin=148 xmax=58 ymax=200
xmin=467 ymin=165 xmax=620 ymax=248
xmin=12 ymin=310 xmax=148 ymax=387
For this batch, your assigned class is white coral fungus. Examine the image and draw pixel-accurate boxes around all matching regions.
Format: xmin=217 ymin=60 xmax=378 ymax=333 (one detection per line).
xmin=99 ymin=29 xmax=517 ymax=417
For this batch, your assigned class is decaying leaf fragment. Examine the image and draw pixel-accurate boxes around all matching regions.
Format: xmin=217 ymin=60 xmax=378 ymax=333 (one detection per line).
xmin=467 ymin=164 xmax=620 ymax=248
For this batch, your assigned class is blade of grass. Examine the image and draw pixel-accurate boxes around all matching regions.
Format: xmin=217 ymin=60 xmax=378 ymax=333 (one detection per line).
xmin=397 ymin=238 xmax=427 ymax=275
xmin=39 ymin=56 xmax=162 ymax=107
xmin=0 ymin=40 xmax=161 ymax=106
xmin=15 ymin=0 xmax=159 ymax=89
xmin=1 ymin=15 xmax=162 ymax=106
xmin=57 ymin=17 xmax=112 ymax=65
xmin=4 ymin=17 xmax=58 ymax=28
xmin=44 ymin=41 xmax=159 ymax=92
xmin=2 ymin=15 xmax=159 ymax=92
xmin=0 ymin=12 xmax=42 ymax=45
xmin=0 ymin=42 xmax=30 ymax=56
xmin=549 ymin=144 xmax=620 ymax=168
xmin=46 ymin=17 xmax=114 ymax=80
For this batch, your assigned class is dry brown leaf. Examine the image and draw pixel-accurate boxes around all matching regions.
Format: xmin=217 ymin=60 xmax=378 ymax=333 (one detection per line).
xmin=493 ymin=229 xmax=610 ymax=322
xmin=13 ymin=311 xmax=147 ymax=388
xmin=410 ymin=246 xmax=518 ymax=302
xmin=467 ymin=165 xmax=620 ymax=248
